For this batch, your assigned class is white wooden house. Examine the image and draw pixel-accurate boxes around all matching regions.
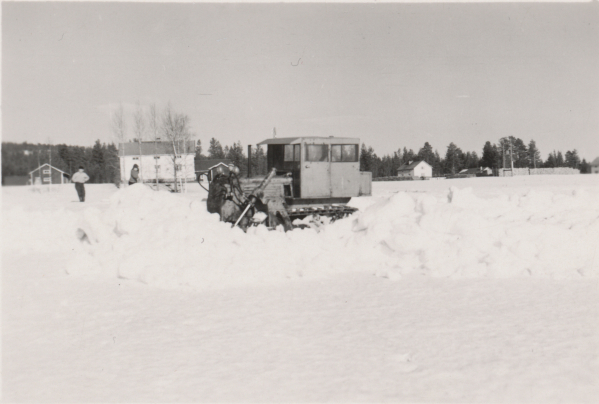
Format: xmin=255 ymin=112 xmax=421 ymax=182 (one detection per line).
xmin=397 ymin=160 xmax=433 ymax=179
xmin=119 ymin=140 xmax=197 ymax=185
xmin=591 ymin=157 xmax=599 ymax=174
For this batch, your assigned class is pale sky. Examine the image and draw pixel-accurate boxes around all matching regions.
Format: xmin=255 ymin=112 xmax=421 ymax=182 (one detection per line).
xmin=2 ymin=1 xmax=598 ymax=160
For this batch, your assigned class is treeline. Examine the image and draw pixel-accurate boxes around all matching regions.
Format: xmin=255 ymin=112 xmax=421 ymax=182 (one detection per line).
xmin=1 ymin=140 xmax=120 ymax=184
xmin=196 ymin=138 xmax=269 ymax=177
xmin=2 ymin=133 xmax=593 ymax=185
xmin=359 ymin=136 xmax=593 ymax=178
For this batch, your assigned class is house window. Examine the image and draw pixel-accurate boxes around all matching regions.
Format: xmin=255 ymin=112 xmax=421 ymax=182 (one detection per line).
xmin=132 ymin=157 xmax=139 ymax=160
xmin=43 ymin=177 xmax=51 ymax=183
xmin=331 ymin=145 xmax=359 ymax=162
xmin=155 ymin=165 xmax=161 ymax=169
xmin=43 ymin=169 xmax=51 ymax=174
xmin=154 ymin=156 xmax=160 ymax=160
xmin=176 ymin=164 xmax=182 ymax=171
xmin=305 ymin=145 xmax=329 ymax=162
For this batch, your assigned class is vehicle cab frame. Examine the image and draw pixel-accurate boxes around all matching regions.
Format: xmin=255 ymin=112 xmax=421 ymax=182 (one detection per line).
xmin=258 ymin=136 xmax=369 ymax=205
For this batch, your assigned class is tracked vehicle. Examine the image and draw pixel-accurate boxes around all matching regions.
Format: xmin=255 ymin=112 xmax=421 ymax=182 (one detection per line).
xmin=199 ymin=136 xmax=372 ymax=230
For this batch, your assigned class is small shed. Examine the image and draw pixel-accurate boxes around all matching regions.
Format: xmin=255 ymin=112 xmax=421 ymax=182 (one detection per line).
xmin=397 ymin=160 xmax=433 ymax=179
xmin=458 ymin=167 xmax=493 ymax=177
xmin=195 ymin=159 xmax=232 ymax=182
xmin=590 ymin=157 xmax=599 ymax=174
xmin=29 ymin=163 xmax=70 ymax=185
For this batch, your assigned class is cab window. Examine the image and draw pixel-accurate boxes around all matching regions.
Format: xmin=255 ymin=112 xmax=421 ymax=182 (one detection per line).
xmin=306 ymin=145 xmax=329 ymax=162
xmin=284 ymin=145 xmax=301 ymax=162
xmin=331 ymin=144 xmax=358 ymax=162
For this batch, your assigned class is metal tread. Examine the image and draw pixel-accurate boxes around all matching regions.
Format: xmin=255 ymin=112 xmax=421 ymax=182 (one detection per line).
xmin=286 ymin=205 xmax=358 ymax=219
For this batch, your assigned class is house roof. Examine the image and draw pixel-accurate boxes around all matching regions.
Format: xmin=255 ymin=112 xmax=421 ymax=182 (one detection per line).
xmin=591 ymin=157 xmax=599 ymax=166
xmin=28 ymin=163 xmax=68 ymax=175
xmin=459 ymin=167 xmax=492 ymax=175
xmin=397 ymin=160 xmax=431 ymax=172
xmin=119 ymin=140 xmax=196 ymax=156
xmin=258 ymin=137 xmax=301 ymax=145
xmin=459 ymin=168 xmax=480 ymax=175
xmin=195 ymin=159 xmax=232 ymax=172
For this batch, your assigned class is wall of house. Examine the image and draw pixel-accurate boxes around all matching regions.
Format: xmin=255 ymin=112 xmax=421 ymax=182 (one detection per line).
xmin=398 ymin=163 xmax=432 ymax=179
xmin=416 ymin=163 xmax=433 ymax=178
xmin=120 ymin=154 xmax=196 ymax=184
xmin=31 ymin=166 xmax=67 ymax=185
xmin=592 ymin=166 xmax=599 ymax=174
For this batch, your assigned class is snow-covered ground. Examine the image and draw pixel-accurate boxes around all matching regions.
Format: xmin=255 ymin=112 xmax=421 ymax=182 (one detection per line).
xmin=2 ymin=176 xmax=598 ymax=402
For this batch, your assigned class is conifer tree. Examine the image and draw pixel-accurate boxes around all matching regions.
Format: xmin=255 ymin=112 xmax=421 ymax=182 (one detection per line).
xmin=565 ymin=150 xmax=580 ymax=169
xmin=208 ymin=138 xmax=225 ymax=159
xmin=528 ymin=140 xmax=541 ymax=168
xmin=360 ymin=144 xmax=374 ymax=172
xmin=225 ymin=141 xmax=247 ymax=176
xmin=444 ymin=142 xmax=463 ymax=174
xmin=417 ymin=142 xmax=435 ymax=166
xmin=481 ymin=141 xmax=498 ymax=169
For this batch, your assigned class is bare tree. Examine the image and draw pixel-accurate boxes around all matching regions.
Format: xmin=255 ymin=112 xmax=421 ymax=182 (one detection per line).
xmin=147 ymin=103 xmax=160 ymax=188
xmin=111 ymin=104 xmax=128 ymax=185
xmin=161 ymin=104 xmax=192 ymax=192
xmin=133 ymin=102 xmax=146 ymax=181
xmin=111 ymin=104 xmax=128 ymax=143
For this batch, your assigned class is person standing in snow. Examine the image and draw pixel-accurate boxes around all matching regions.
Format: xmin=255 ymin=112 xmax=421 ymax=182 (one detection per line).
xmin=129 ymin=164 xmax=141 ymax=186
xmin=71 ymin=166 xmax=89 ymax=202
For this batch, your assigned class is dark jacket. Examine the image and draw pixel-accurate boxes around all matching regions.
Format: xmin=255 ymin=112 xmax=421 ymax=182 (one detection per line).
xmin=130 ymin=167 xmax=140 ymax=184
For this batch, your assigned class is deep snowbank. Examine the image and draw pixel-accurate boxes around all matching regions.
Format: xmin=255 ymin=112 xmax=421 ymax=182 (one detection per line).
xmin=41 ymin=179 xmax=599 ymax=288
xmin=4 ymin=179 xmax=597 ymax=289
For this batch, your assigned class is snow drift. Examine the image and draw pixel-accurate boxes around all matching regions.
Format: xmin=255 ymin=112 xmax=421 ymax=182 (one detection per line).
xmin=4 ymin=180 xmax=597 ymax=289
xmin=39 ymin=180 xmax=597 ymax=289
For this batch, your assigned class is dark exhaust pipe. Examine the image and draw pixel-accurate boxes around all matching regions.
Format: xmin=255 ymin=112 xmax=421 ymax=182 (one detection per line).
xmin=247 ymin=145 xmax=251 ymax=178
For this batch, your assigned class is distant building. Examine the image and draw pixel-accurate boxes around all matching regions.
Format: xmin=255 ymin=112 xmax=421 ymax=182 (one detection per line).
xmin=119 ymin=140 xmax=197 ymax=184
xmin=397 ymin=160 xmax=433 ymax=179
xmin=458 ymin=167 xmax=493 ymax=177
xmin=3 ymin=175 xmax=30 ymax=186
xmin=195 ymin=159 xmax=232 ymax=182
xmin=591 ymin=157 xmax=599 ymax=174
xmin=28 ymin=163 xmax=70 ymax=185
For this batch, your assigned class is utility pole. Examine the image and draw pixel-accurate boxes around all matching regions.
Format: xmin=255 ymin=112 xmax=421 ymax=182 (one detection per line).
xmin=509 ymin=138 xmax=514 ymax=171
xmin=48 ymin=141 xmax=52 ymax=190
xmin=37 ymin=149 xmax=41 ymax=186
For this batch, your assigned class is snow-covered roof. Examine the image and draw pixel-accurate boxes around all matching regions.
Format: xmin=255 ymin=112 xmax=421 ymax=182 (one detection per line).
xmin=28 ymin=163 xmax=68 ymax=175
xmin=459 ymin=168 xmax=485 ymax=175
xmin=195 ymin=159 xmax=232 ymax=172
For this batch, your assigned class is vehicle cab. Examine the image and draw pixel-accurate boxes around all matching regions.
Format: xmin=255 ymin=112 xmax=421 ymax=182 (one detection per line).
xmin=257 ymin=136 xmax=371 ymax=203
